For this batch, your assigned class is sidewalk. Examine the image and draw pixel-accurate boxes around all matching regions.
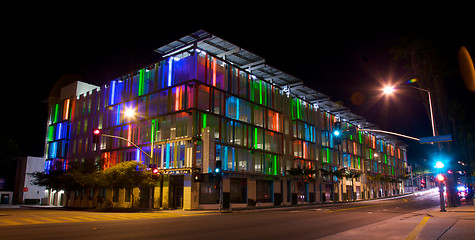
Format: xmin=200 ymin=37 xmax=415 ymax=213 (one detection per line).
xmin=419 ymin=199 xmax=475 ymax=240
xmin=319 ymin=198 xmax=474 ymax=240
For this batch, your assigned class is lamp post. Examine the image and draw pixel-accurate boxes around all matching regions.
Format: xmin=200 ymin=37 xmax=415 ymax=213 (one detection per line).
xmin=123 ymin=107 xmax=156 ymax=209
xmin=383 ymin=80 xmax=446 ymax=211
xmin=435 ymin=161 xmax=446 ymax=212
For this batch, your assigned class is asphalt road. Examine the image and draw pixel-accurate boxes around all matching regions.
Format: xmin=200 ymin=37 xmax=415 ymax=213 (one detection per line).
xmin=1 ymin=191 xmax=440 ymax=240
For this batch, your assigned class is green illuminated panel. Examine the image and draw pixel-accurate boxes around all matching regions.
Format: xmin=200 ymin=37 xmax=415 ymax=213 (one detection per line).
xmin=151 ymin=119 xmax=155 ymax=143
xmin=254 ymin=128 xmax=257 ymax=149
xmin=274 ymin=155 xmax=277 ymax=175
xmin=139 ymin=69 xmax=145 ymax=96
xmin=296 ymin=99 xmax=300 ymax=119
xmin=48 ymin=125 xmax=54 ymax=142
xmin=54 ymin=104 xmax=59 ymax=123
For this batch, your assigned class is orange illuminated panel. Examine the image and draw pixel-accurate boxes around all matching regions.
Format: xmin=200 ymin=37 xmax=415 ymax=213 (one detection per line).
xmin=63 ymin=99 xmax=70 ymax=120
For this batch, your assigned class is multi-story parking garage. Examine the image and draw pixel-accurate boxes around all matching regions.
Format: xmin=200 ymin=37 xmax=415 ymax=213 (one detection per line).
xmin=45 ymin=30 xmax=407 ymax=209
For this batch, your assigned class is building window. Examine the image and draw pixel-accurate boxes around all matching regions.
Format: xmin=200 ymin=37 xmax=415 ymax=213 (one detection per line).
xmin=230 ymin=178 xmax=247 ymax=203
xmin=256 ymin=179 xmax=272 ymax=203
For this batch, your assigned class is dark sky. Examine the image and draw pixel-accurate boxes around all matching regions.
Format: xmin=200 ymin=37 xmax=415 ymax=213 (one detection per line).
xmin=4 ymin=12 xmax=475 ymax=167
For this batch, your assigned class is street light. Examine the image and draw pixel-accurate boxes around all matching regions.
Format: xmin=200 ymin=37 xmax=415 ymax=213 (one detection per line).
xmin=124 ymin=107 xmax=137 ymax=119
xmin=382 ymin=85 xmax=395 ymax=94
xmin=122 ymin=108 xmax=154 ymax=161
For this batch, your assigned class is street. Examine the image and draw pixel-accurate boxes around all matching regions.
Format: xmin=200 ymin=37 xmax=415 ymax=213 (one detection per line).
xmin=1 ymin=190 xmax=472 ymax=239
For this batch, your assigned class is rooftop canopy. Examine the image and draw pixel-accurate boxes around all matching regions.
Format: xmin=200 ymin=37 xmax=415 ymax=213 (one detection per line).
xmin=155 ymin=30 xmax=406 ymax=147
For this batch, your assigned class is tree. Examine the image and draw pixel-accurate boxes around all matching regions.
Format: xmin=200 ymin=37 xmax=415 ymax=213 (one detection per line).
xmin=344 ymin=170 xmax=362 ymax=200
xmin=30 ymin=170 xmax=65 ymax=191
xmin=101 ymin=161 xmax=156 ymax=190
xmin=287 ymin=166 xmax=318 ymax=203
xmin=0 ymin=138 xmax=22 ymax=191
xmin=319 ymin=166 xmax=347 ymax=202
xmin=31 ymin=161 xmax=100 ymax=192
xmin=31 ymin=160 xmax=157 ymax=208
xmin=392 ymin=33 xmax=454 ymax=143
xmin=392 ymin=32 xmax=474 ymax=206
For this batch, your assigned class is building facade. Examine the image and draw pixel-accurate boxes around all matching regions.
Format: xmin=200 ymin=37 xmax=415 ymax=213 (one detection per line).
xmin=45 ymin=30 xmax=407 ymax=209
xmin=14 ymin=156 xmax=48 ymax=205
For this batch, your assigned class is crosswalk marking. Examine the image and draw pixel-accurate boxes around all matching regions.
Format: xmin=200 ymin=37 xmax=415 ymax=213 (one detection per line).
xmin=36 ymin=217 xmax=65 ymax=223
xmin=0 ymin=219 xmax=23 ymax=225
xmin=19 ymin=218 xmax=46 ymax=224
xmin=55 ymin=217 xmax=83 ymax=222
xmin=0 ymin=212 xmax=212 ymax=227
xmin=70 ymin=216 xmax=101 ymax=221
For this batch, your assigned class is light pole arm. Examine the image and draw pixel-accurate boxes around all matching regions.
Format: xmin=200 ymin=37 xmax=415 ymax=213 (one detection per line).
xmin=102 ymin=134 xmax=153 ymax=159
xmin=398 ymin=84 xmax=436 ymax=137
xmin=358 ymin=129 xmax=420 ymax=142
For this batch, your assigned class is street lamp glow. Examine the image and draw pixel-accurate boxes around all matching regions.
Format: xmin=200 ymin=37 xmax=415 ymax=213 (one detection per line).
xmin=382 ymin=85 xmax=395 ymax=94
xmin=124 ymin=107 xmax=136 ymax=118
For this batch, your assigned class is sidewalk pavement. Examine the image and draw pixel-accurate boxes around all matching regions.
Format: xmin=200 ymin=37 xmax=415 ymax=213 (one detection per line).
xmin=419 ymin=199 xmax=475 ymax=240
xmin=319 ymin=199 xmax=474 ymax=240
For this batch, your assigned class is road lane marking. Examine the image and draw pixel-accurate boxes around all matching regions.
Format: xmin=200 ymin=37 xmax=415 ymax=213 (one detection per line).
xmin=405 ymin=216 xmax=430 ymax=240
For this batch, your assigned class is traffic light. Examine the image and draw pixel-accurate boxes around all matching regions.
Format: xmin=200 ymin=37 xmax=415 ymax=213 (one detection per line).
xmin=215 ymin=160 xmax=222 ymax=174
xmin=93 ymin=129 xmax=101 ymax=143
xmin=193 ymin=172 xmax=203 ymax=182
xmin=333 ymin=122 xmax=342 ymax=145
xmin=436 ymin=174 xmax=445 ymax=182
xmin=420 ymin=179 xmax=426 ymax=188
xmin=151 ymin=167 xmax=159 ymax=174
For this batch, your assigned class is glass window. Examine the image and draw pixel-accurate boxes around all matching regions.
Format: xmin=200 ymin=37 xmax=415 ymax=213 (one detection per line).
xmin=256 ymin=180 xmax=272 ymax=203
xmin=230 ymin=178 xmax=247 ymax=203
xmin=200 ymin=177 xmax=219 ymax=204
xmin=197 ymin=85 xmax=210 ymax=111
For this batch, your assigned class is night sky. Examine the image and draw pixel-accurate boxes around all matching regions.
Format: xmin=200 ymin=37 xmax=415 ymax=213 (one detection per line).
xmin=4 ymin=12 xmax=474 ymax=167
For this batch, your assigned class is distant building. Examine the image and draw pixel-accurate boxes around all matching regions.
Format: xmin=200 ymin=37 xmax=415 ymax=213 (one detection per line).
xmin=14 ymin=156 xmax=47 ymax=204
xmin=45 ymin=30 xmax=408 ymax=209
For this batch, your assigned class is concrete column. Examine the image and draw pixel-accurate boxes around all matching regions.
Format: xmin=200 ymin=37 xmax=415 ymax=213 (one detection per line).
xmin=153 ymin=186 xmax=161 ymax=208
xmin=183 ymin=174 xmax=200 ymax=210
xmin=248 ymin=178 xmax=256 ymax=202
xmin=162 ymin=175 xmax=170 ymax=209
xmin=183 ymin=174 xmax=192 ymax=210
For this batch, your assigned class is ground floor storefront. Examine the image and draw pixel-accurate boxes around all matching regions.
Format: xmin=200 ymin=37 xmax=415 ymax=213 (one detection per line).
xmin=61 ymin=172 xmax=405 ymax=210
